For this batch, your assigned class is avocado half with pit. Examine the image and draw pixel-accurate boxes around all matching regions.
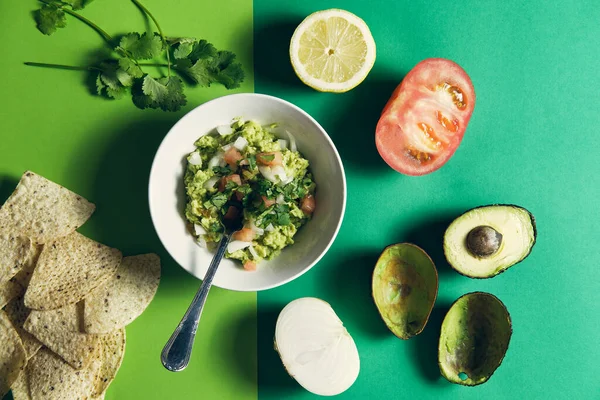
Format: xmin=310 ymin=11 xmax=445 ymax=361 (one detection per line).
xmin=372 ymin=243 xmax=438 ymax=339
xmin=444 ymin=205 xmax=536 ymax=278
xmin=438 ymin=292 xmax=512 ymax=386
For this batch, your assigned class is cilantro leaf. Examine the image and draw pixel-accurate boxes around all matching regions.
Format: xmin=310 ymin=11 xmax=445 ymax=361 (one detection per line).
xmin=96 ymin=64 xmax=127 ymax=99
xmin=210 ymin=193 xmax=228 ymax=208
xmin=212 ymin=166 xmax=232 ymax=175
xmin=277 ymin=213 xmax=291 ymax=226
xmin=116 ymin=69 xmax=134 ymax=87
xmin=118 ymin=58 xmax=144 ymax=78
xmin=95 ymin=73 xmax=106 ymax=95
xmin=119 ymin=32 xmax=163 ymax=60
xmin=176 ymin=59 xmax=213 ymax=87
xmin=215 ymin=62 xmax=244 ymax=89
xmin=62 ymin=0 xmax=94 ymax=10
xmin=35 ymin=4 xmax=67 ymax=35
xmin=247 ymin=154 xmax=257 ymax=170
xmin=225 ymin=180 xmax=239 ymax=191
xmin=134 ymin=75 xmax=187 ymax=112
xmin=173 ymin=42 xmax=194 ymax=59
xmin=188 ymin=40 xmax=218 ymax=62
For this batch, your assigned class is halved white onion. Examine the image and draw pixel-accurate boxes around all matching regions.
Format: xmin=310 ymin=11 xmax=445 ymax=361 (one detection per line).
xmin=216 ymin=125 xmax=234 ymax=136
xmin=208 ymin=153 xmax=226 ymax=168
xmin=278 ymin=139 xmax=288 ymax=150
xmin=203 ymin=177 xmax=220 ymax=190
xmin=275 ymin=298 xmax=360 ymax=396
xmin=234 ymin=136 xmax=248 ymax=151
xmin=194 ymin=224 xmax=207 ymax=236
xmin=227 ymin=240 xmax=252 ymax=253
xmin=286 ymin=130 xmax=298 ymax=152
xmin=188 ymin=151 xmax=202 ymax=166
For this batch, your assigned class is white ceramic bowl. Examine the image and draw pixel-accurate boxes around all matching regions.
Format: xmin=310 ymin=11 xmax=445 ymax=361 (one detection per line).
xmin=149 ymin=93 xmax=346 ymax=291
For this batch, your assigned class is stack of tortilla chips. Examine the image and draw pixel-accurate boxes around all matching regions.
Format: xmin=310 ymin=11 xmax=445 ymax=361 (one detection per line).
xmin=0 ymin=171 xmax=161 ymax=399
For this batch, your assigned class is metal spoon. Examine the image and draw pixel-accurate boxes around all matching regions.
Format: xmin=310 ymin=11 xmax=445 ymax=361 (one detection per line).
xmin=161 ymin=207 xmax=243 ymax=372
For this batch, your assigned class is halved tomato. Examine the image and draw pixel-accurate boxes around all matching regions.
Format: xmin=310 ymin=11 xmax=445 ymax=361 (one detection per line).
xmin=376 ymin=58 xmax=476 ymax=175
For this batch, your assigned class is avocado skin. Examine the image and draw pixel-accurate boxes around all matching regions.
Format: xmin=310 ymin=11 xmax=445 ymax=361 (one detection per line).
xmin=438 ymin=291 xmax=512 ymax=386
xmin=444 ymin=204 xmax=537 ymax=279
xmin=372 ymin=243 xmax=439 ymax=340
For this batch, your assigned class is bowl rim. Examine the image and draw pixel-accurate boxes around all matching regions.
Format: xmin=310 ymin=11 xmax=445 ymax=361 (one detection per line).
xmin=148 ymin=92 xmax=347 ymax=291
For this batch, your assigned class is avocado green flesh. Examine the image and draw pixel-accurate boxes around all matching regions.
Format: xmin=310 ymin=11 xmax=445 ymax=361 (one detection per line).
xmin=438 ymin=292 xmax=512 ymax=386
xmin=444 ymin=205 xmax=536 ymax=278
xmin=372 ymin=244 xmax=438 ymax=339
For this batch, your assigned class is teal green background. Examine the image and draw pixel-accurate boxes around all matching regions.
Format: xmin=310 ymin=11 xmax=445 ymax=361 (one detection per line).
xmin=255 ymin=0 xmax=600 ymax=399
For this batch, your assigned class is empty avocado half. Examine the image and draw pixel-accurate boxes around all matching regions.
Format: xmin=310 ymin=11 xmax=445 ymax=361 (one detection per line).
xmin=444 ymin=205 xmax=536 ymax=278
xmin=372 ymin=243 xmax=438 ymax=339
xmin=438 ymin=292 xmax=512 ymax=386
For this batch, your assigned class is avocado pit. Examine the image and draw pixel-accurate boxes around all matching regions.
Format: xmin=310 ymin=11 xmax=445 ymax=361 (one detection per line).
xmin=466 ymin=225 xmax=502 ymax=258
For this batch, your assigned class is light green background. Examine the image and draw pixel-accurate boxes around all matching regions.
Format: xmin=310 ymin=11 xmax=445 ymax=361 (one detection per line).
xmin=0 ymin=1 xmax=255 ymax=399
xmin=255 ymin=0 xmax=600 ymax=399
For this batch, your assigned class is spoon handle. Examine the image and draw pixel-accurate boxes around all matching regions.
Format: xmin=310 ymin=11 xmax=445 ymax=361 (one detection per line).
xmin=161 ymin=233 xmax=232 ymax=372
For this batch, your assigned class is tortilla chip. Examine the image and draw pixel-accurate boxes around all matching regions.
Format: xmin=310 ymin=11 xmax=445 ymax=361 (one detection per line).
xmin=10 ymin=369 xmax=31 ymax=400
xmin=24 ymin=232 xmax=122 ymax=310
xmin=92 ymin=328 xmax=126 ymax=397
xmin=84 ymin=254 xmax=160 ymax=333
xmin=4 ymin=296 xmax=43 ymax=359
xmin=0 ymin=279 xmax=24 ymax=309
xmin=10 ymin=244 xmax=42 ymax=289
xmin=27 ymin=346 xmax=101 ymax=400
xmin=0 ymin=310 xmax=27 ymax=397
xmin=0 ymin=231 xmax=35 ymax=286
xmin=23 ymin=304 xmax=100 ymax=370
xmin=0 ymin=171 xmax=95 ymax=244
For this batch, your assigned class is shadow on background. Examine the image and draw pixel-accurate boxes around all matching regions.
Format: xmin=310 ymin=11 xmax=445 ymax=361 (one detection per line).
xmin=408 ymin=302 xmax=450 ymax=382
xmin=221 ymin=310 xmax=258 ymax=385
xmin=326 ymin=75 xmax=402 ymax=173
xmin=257 ymin=306 xmax=300 ymax=393
xmin=323 ymin=249 xmax=391 ymax=338
xmin=253 ymin=19 xmax=312 ymax=92
xmin=0 ymin=176 xmax=18 ymax=205
xmin=402 ymin=212 xmax=463 ymax=277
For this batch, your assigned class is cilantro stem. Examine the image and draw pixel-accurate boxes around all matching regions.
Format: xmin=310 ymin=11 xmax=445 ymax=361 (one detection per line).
xmin=37 ymin=0 xmax=114 ymax=45
xmin=138 ymin=62 xmax=170 ymax=67
xmin=24 ymin=62 xmax=102 ymax=72
xmin=131 ymin=0 xmax=171 ymax=78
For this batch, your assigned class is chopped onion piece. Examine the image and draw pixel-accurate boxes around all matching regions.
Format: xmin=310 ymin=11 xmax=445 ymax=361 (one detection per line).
xmin=196 ymin=236 xmax=208 ymax=248
xmin=203 ymin=177 xmax=220 ymax=190
xmin=216 ymin=125 xmax=234 ymax=136
xmin=233 ymin=136 xmax=248 ymax=151
xmin=258 ymin=166 xmax=278 ymax=183
xmin=222 ymin=144 xmax=233 ymax=152
xmin=278 ymin=139 xmax=288 ymax=149
xmin=276 ymin=194 xmax=285 ymax=204
xmin=239 ymin=159 xmax=249 ymax=166
xmin=194 ymin=224 xmax=207 ymax=236
xmin=227 ymin=240 xmax=252 ymax=253
xmin=248 ymin=245 xmax=259 ymax=259
xmin=286 ymin=130 xmax=298 ymax=152
xmin=249 ymin=220 xmax=264 ymax=236
xmin=208 ymin=152 xmax=226 ymax=168
xmin=265 ymin=223 xmax=275 ymax=232
xmin=275 ymin=298 xmax=360 ymax=396
xmin=188 ymin=151 xmax=202 ymax=166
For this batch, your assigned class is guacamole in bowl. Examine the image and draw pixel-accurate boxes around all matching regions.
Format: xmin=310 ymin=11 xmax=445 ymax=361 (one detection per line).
xmin=184 ymin=119 xmax=316 ymax=271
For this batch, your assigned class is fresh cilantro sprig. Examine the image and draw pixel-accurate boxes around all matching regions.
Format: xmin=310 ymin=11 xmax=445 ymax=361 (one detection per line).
xmin=26 ymin=0 xmax=244 ymax=112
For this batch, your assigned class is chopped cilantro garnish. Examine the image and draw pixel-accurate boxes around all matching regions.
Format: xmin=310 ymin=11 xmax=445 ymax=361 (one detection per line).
xmin=210 ymin=193 xmax=228 ymax=208
xmin=212 ymin=166 xmax=232 ymax=175
xmin=247 ymin=154 xmax=257 ymax=170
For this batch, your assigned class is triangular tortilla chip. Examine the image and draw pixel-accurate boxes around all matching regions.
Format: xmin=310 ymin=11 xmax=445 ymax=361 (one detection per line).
xmin=4 ymin=296 xmax=43 ymax=359
xmin=84 ymin=254 xmax=160 ymax=333
xmin=0 ymin=171 xmax=95 ymax=244
xmin=0 ymin=279 xmax=24 ymax=309
xmin=0 ymin=310 xmax=27 ymax=397
xmin=10 ymin=369 xmax=31 ymax=400
xmin=24 ymin=232 xmax=122 ymax=310
xmin=0 ymin=231 xmax=35 ymax=286
xmin=23 ymin=304 xmax=100 ymax=370
xmin=0 ymin=245 xmax=41 ymax=309
xmin=92 ymin=328 xmax=126 ymax=397
xmin=27 ymin=346 xmax=102 ymax=400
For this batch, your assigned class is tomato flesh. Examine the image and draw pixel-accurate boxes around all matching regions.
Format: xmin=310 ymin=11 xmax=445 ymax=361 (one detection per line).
xmin=375 ymin=58 xmax=476 ymax=175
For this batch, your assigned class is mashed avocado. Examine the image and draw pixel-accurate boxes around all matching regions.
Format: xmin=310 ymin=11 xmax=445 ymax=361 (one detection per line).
xmin=184 ymin=119 xmax=316 ymax=270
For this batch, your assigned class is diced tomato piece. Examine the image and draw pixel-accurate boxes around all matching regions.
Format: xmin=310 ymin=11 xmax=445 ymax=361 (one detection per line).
xmin=218 ymin=174 xmax=242 ymax=192
xmin=243 ymin=260 xmax=257 ymax=271
xmin=256 ymin=152 xmax=283 ymax=166
xmin=233 ymin=227 xmax=255 ymax=242
xmin=301 ymin=194 xmax=316 ymax=215
xmin=223 ymin=206 xmax=239 ymax=221
xmin=261 ymin=196 xmax=276 ymax=207
xmin=223 ymin=147 xmax=243 ymax=169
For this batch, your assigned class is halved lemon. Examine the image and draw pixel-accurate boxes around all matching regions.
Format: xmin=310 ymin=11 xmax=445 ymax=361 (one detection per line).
xmin=290 ymin=9 xmax=376 ymax=93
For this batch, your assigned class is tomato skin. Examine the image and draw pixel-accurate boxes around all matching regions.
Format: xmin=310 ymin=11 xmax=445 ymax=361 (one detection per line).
xmin=376 ymin=58 xmax=476 ymax=176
